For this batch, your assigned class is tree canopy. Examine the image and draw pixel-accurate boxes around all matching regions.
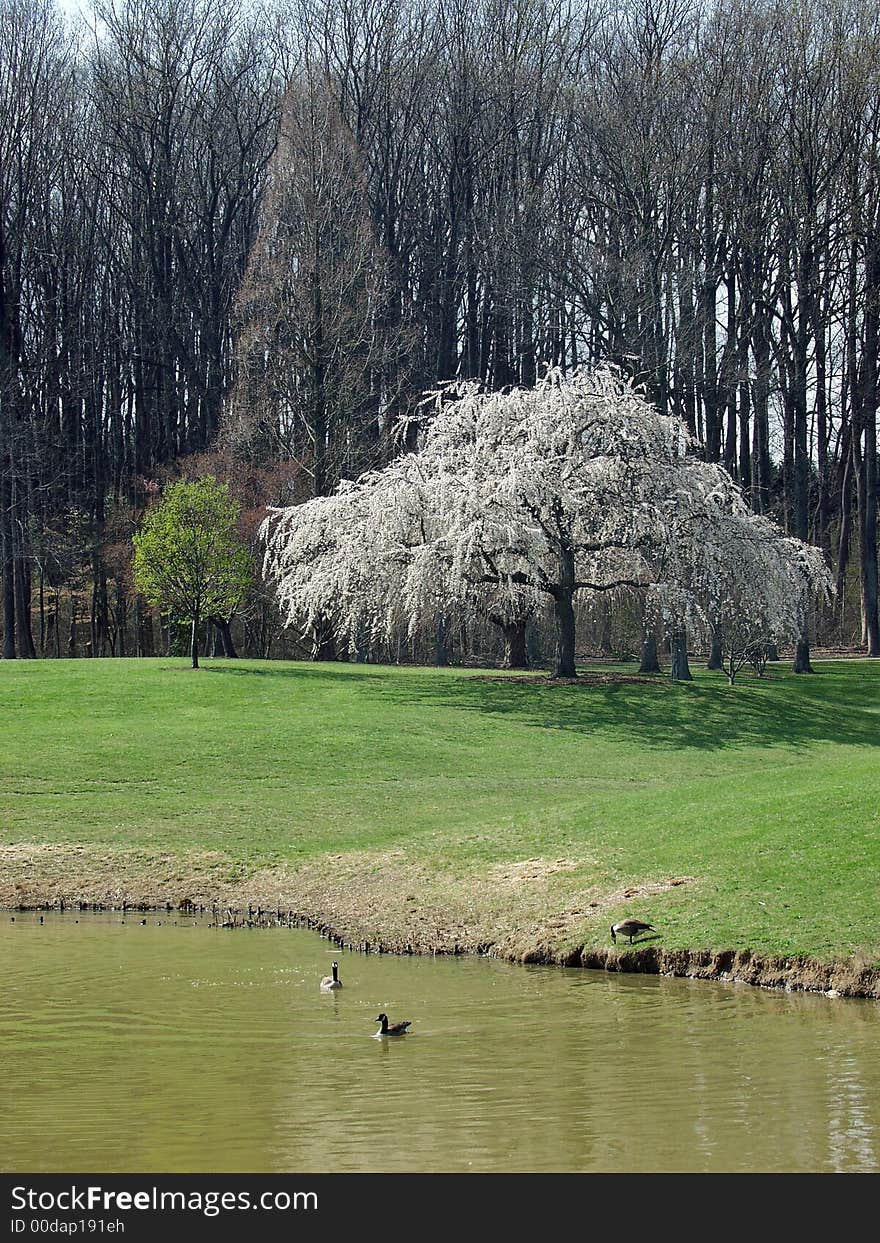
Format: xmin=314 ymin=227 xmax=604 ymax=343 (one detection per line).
xmin=261 ymin=369 xmax=831 ymax=678
xmin=133 ymin=477 xmax=253 ymax=668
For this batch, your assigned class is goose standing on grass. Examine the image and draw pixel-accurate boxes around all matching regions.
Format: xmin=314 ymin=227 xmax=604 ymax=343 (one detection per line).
xmin=320 ymin=962 xmax=343 ymax=991
xmin=610 ymin=918 xmax=656 ymax=945
xmin=374 ymin=1013 xmax=411 ymax=1037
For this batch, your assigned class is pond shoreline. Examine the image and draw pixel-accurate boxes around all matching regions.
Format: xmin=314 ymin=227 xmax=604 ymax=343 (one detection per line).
xmin=4 ymin=659 xmax=879 ymax=1006
xmin=4 ymin=888 xmax=878 ymax=1001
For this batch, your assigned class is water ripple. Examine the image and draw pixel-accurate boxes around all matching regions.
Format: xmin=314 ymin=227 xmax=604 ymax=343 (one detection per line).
xmin=1 ymin=914 xmax=878 ymax=1173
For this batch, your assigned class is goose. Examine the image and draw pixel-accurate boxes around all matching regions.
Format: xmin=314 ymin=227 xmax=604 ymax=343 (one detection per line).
xmin=610 ymin=918 xmax=655 ymax=944
xmin=320 ymin=961 xmax=343 ymax=991
xmin=374 ymin=1013 xmax=411 ymax=1037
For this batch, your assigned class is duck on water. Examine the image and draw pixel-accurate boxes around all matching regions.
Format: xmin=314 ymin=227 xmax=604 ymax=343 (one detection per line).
xmin=374 ymin=1014 xmax=412 ymax=1037
xmin=320 ymin=962 xmax=343 ymax=991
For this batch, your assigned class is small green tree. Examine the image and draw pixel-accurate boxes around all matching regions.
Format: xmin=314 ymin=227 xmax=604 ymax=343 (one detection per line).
xmin=133 ymin=478 xmax=252 ymax=669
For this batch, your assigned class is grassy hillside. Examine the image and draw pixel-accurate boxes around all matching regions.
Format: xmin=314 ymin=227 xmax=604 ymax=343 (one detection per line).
xmin=0 ymin=657 xmax=877 ymax=962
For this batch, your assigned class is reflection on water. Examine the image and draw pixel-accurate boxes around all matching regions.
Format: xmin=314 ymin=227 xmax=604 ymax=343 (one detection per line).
xmin=1 ymin=913 xmax=878 ymax=1172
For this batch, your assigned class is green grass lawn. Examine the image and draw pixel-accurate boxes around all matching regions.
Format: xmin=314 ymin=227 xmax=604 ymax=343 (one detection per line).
xmin=1 ymin=656 xmax=878 ymax=961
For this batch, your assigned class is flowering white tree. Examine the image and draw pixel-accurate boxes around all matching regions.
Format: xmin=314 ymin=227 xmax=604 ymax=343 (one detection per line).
xmin=656 ymin=509 xmax=832 ymax=684
xmin=261 ymin=368 xmax=830 ymax=678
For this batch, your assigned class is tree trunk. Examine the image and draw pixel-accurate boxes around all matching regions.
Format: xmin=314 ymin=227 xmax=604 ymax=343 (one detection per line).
xmin=793 ymin=636 xmax=813 ymax=675
xmin=92 ymin=563 xmax=109 ymax=657
xmin=639 ymin=633 xmax=661 ymax=673
xmin=701 ymin=146 xmax=721 ymax=462
xmin=502 ymin=619 xmax=528 ymax=670
xmin=139 ymin=602 xmax=155 ymax=657
xmin=670 ymin=631 xmax=692 ymax=681
xmin=707 ymin=630 xmax=723 ymax=670
xmin=46 ymin=598 xmax=55 ymax=658
xmin=597 ymin=599 xmax=613 ymax=656
xmin=553 ymin=590 xmax=577 ymax=678
xmin=789 ymin=246 xmax=815 ymax=672
xmin=116 ymin=584 xmax=127 ymax=657
xmin=751 ymin=317 xmax=772 ymax=512
xmin=14 ymin=559 xmax=36 ymax=658
xmin=209 ymin=616 xmax=238 ymax=658
xmin=134 ymin=596 xmax=143 ymax=657
xmin=792 ymin=626 xmax=813 ymax=673
xmin=39 ymin=570 xmax=45 ymax=655
xmin=434 ymin=614 xmax=449 ymax=667
xmin=859 ymin=223 xmax=880 ymax=655
xmin=0 ymin=454 xmax=15 ymax=657
xmin=491 ymin=615 xmax=529 ymax=670
xmin=191 ymin=613 xmax=200 ymax=669
xmin=311 ymin=616 xmax=338 ymax=661
xmin=68 ymin=602 xmax=77 ymax=657
xmin=1 ymin=559 xmax=15 ymax=658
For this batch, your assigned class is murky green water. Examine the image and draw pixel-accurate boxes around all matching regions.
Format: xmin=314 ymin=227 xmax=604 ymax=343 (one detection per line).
xmin=1 ymin=913 xmax=878 ymax=1172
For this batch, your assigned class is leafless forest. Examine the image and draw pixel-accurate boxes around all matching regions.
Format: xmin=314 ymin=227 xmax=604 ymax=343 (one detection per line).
xmin=1 ymin=0 xmax=878 ymax=664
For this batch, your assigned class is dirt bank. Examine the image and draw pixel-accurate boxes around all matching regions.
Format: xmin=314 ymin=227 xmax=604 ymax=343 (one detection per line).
xmin=2 ymin=841 xmax=877 ymax=1000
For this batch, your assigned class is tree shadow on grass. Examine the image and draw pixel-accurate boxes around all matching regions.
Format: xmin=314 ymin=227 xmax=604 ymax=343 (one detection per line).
xmin=201 ymin=660 xmax=879 ymax=754
xmin=201 ymin=662 xmax=376 ymax=680
xmin=369 ymin=664 xmax=879 ymax=753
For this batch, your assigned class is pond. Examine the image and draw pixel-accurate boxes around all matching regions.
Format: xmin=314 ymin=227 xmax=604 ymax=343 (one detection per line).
xmin=1 ymin=913 xmax=878 ymax=1172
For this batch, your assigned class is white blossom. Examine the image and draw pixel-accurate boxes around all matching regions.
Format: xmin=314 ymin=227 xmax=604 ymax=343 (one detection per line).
xmin=261 ymin=367 xmax=831 ymax=676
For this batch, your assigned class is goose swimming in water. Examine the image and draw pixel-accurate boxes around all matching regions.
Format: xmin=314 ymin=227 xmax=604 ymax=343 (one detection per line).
xmin=320 ymin=962 xmax=343 ymax=991
xmin=374 ymin=1013 xmax=411 ymax=1037
xmin=610 ymin=918 xmax=655 ymax=945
